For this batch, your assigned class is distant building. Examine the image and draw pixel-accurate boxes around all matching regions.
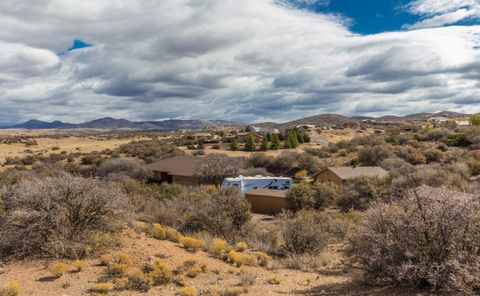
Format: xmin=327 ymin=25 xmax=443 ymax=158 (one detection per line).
xmin=245 ymin=189 xmax=287 ymax=215
xmin=315 ymin=166 xmax=388 ymax=187
xmin=234 ymin=132 xmax=263 ymax=143
xmin=192 ymin=132 xmax=212 ymax=140
xmin=145 ymin=156 xmax=205 ymax=186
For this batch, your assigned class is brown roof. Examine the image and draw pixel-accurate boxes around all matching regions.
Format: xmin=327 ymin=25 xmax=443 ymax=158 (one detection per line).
xmin=145 ymin=156 xmax=201 ymax=177
xmin=246 ymin=189 xmax=287 ymax=198
xmin=322 ymin=166 xmax=388 ymax=180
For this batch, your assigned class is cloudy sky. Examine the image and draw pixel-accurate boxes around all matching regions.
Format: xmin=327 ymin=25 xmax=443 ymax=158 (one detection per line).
xmin=0 ymin=0 xmax=479 ymax=124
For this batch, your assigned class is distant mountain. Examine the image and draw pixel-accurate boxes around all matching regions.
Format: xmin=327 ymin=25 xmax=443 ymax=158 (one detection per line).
xmin=4 ymin=117 xmax=236 ymax=131
xmin=255 ymin=111 xmax=470 ymax=130
xmin=10 ymin=119 xmax=71 ymax=129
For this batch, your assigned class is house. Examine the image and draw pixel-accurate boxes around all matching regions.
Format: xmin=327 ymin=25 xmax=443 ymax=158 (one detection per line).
xmin=145 ymin=156 xmax=204 ymax=186
xmin=245 ymin=189 xmax=287 ymax=215
xmin=192 ymin=132 xmax=212 ymax=140
xmin=315 ymin=166 xmax=388 ymax=187
xmin=235 ymin=132 xmax=263 ymax=143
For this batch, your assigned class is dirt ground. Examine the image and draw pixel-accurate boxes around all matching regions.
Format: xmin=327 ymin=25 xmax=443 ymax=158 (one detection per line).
xmin=0 ymin=129 xmax=146 ymax=164
xmin=0 ymin=227 xmax=424 ymax=296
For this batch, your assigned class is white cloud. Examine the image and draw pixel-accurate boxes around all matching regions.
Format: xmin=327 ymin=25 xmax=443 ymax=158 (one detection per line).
xmin=0 ymin=0 xmax=478 ymax=124
xmin=404 ymin=0 xmax=480 ymax=29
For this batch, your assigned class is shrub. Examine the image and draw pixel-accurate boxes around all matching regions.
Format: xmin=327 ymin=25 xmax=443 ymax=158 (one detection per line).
xmin=228 ymin=251 xmax=257 ymax=267
xmin=235 ymin=242 xmax=248 ymax=252
xmin=91 ymin=283 xmax=114 ymax=293
xmin=195 ymin=154 xmax=244 ymax=185
xmin=127 ymin=268 xmax=152 ymax=291
xmin=179 ymin=287 xmax=197 ymax=296
xmin=252 ymin=251 xmax=272 ymax=268
xmin=72 ymin=260 xmax=86 ymax=272
xmin=267 ymin=275 xmax=280 ymax=285
xmin=285 ymin=182 xmax=313 ymax=212
xmin=179 ymin=237 xmax=205 ymax=252
xmin=209 ymin=239 xmax=230 ymax=258
xmin=158 ymin=187 xmax=251 ymax=240
xmin=151 ymin=224 xmax=167 ymax=240
xmin=99 ymin=254 xmax=114 ymax=266
xmin=97 ymin=159 xmax=151 ymax=181
xmin=223 ymin=286 xmax=248 ymax=296
xmin=147 ymin=258 xmax=173 ymax=285
xmin=49 ymin=262 xmax=69 ymax=278
xmin=358 ymin=146 xmax=393 ymax=166
xmin=0 ymin=281 xmax=20 ymax=296
xmin=279 ymin=211 xmax=329 ymax=255
xmin=336 ymin=177 xmax=388 ymax=212
xmin=311 ymin=182 xmax=338 ymax=210
xmin=0 ymin=175 xmax=129 ymax=259
xmin=350 ymin=189 xmax=480 ymax=293
xmin=165 ymin=227 xmax=182 ymax=243
xmin=443 ymin=133 xmax=471 ymax=147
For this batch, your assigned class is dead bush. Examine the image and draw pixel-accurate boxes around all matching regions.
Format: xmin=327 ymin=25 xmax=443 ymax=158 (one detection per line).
xmin=0 ymin=175 xmax=129 ymax=259
xmin=195 ymin=154 xmax=244 ymax=185
xmin=97 ymin=159 xmax=152 ymax=181
xmin=336 ymin=177 xmax=388 ymax=212
xmin=350 ymin=189 xmax=480 ymax=293
xmin=279 ymin=210 xmax=329 ymax=255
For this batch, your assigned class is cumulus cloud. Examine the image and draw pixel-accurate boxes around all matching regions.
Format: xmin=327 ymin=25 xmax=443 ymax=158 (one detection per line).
xmin=404 ymin=0 xmax=480 ymax=29
xmin=0 ymin=0 xmax=478 ymax=124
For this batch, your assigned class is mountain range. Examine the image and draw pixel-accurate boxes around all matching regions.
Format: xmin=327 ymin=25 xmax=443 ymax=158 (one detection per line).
xmin=4 ymin=111 xmax=471 ymax=131
xmin=4 ymin=117 xmax=236 ymax=131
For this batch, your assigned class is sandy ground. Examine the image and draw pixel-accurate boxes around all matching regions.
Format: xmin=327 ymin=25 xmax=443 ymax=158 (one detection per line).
xmin=0 ymin=135 xmax=145 ymax=163
xmin=0 ymin=227 xmax=425 ymax=296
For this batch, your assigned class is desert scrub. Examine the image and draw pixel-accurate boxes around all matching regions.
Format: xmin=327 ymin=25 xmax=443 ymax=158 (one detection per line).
xmin=209 ymin=239 xmax=230 ymax=258
xmin=252 ymin=252 xmax=272 ymax=268
xmin=179 ymin=287 xmax=197 ymax=296
xmin=228 ymin=251 xmax=256 ymax=267
xmin=146 ymin=258 xmax=173 ymax=285
xmin=127 ymin=268 xmax=152 ymax=292
xmin=151 ymin=223 xmax=167 ymax=240
xmin=91 ymin=283 xmax=114 ymax=293
xmin=267 ymin=275 xmax=280 ymax=285
xmin=179 ymin=237 xmax=205 ymax=252
xmin=165 ymin=227 xmax=181 ymax=243
xmin=49 ymin=262 xmax=70 ymax=278
xmin=113 ymin=277 xmax=128 ymax=290
xmin=223 ymin=286 xmax=248 ymax=296
xmin=72 ymin=260 xmax=86 ymax=272
xmin=238 ymin=268 xmax=256 ymax=287
xmin=99 ymin=254 xmax=114 ymax=266
xmin=235 ymin=242 xmax=248 ymax=252
xmin=0 ymin=281 xmax=20 ymax=296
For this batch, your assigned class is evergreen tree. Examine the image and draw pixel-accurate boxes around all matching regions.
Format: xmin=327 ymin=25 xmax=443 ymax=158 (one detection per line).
xmin=230 ymin=138 xmax=239 ymax=151
xmin=266 ymin=132 xmax=272 ymax=142
xmin=291 ymin=130 xmax=299 ymax=148
xmin=303 ymin=133 xmax=311 ymax=143
xmin=260 ymin=136 xmax=269 ymax=151
xmin=284 ymin=133 xmax=293 ymax=149
xmin=271 ymin=134 xmax=280 ymax=150
xmin=244 ymin=133 xmax=256 ymax=151
xmin=297 ymin=132 xmax=304 ymax=144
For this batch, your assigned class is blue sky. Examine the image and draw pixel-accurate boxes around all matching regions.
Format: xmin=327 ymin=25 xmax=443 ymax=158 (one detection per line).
xmin=287 ymin=0 xmax=480 ymax=34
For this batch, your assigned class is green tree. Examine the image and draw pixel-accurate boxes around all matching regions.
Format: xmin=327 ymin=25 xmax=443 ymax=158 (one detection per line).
xmin=244 ymin=133 xmax=256 ymax=151
xmin=245 ymin=126 xmax=253 ymax=132
xmin=470 ymin=115 xmax=480 ymax=126
xmin=284 ymin=134 xmax=293 ymax=149
xmin=266 ymin=132 xmax=272 ymax=142
xmin=291 ymin=130 xmax=299 ymax=148
xmin=271 ymin=134 xmax=280 ymax=150
xmin=297 ymin=132 xmax=305 ymax=144
xmin=230 ymin=138 xmax=239 ymax=151
xmin=260 ymin=137 xmax=269 ymax=151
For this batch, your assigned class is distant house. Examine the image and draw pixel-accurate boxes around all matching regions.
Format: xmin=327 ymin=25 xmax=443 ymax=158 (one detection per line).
xmin=145 ymin=156 xmax=204 ymax=186
xmin=245 ymin=189 xmax=287 ymax=215
xmin=235 ymin=132 xmax=263 ymax=143
xmin=192 ymin=132 xmax=212 ymax=140
xmin=315 ymin=166 xmax=388 ymax=187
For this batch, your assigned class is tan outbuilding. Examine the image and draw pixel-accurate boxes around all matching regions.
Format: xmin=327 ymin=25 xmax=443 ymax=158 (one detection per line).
xmin=245 ymin=189 xmax=287 ymax=215
xmin=145 ymin=155 xmax=204 ymax=186
xmin=315 ymin=166 xmax=388 ymax=187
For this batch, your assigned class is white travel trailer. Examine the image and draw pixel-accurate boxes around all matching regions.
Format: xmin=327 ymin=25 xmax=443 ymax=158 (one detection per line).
xmin=221 ymin=175 xmax=293 ymax=194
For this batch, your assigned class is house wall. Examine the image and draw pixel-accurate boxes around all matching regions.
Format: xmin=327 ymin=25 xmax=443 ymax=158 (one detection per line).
xmin=245 ymin=194 xmax=287 ymax=215
xmin=172 ymin=175 xmax=202 ymax=186
xmin=315 ymin=170 xmax=344 ymax=187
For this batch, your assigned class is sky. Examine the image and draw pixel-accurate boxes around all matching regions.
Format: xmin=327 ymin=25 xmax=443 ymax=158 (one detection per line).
xmin=0 ymin=0 xmax=479 ymax=124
